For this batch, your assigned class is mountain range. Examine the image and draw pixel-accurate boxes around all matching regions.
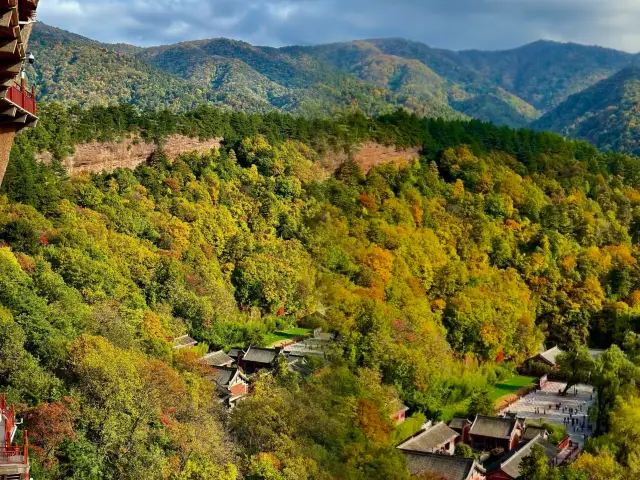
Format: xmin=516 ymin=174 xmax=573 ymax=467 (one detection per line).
xmin=26 ymin=23 xmax=640 ymax=155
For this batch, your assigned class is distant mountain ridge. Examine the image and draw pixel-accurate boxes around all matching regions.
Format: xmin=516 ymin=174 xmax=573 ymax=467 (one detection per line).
xmin=533 ymin=66 xmax=640 ymax=156
xmin=26 ymin=23 xmax=640 ymax=153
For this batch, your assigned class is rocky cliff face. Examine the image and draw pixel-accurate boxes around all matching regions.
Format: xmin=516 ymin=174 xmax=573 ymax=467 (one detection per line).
xmin=37 ymin=135 xmax=223 ymax=175
xmin=37 ymin=135 xmax=419 ymax=177
xmin=320 ymin=142 xmax=421 ymax=173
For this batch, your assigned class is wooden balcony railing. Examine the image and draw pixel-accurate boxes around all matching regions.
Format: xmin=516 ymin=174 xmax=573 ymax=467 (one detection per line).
xmin=1 ymin=393 xmax=28 ymax=466
xmin=6 ymin=78 xmax=35 ymax=115
xmin=0 ymin=445 xmax=24 ymax=464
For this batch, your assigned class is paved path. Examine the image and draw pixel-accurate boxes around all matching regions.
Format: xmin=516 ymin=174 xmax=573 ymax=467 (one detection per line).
xmin=501 ymin=381 xmax=595 ymax=446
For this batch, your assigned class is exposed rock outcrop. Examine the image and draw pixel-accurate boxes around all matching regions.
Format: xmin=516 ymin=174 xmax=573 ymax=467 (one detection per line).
xmin=320 ymin=142 xmax=421 ymax=173
xmin=36 ymin=136 xmax=419 ymax=178
xmin=37 ymin=135 xmax=222 ymax=175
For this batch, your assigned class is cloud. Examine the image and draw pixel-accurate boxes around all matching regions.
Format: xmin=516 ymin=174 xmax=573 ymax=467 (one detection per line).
xmin=37 ymin=0 xmax=640 ymax=52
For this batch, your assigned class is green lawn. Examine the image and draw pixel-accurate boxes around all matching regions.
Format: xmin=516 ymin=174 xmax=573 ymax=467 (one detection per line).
xmin=488 ymin=375 xmax=537 ymax=402
xmin=264 ymin=328 xmax=313 ymax=347
xmin=440 ymin=375 xmax=537 ymax=420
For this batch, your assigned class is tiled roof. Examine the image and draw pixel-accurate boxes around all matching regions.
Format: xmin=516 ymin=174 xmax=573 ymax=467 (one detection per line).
xmin=208 ymin=366 xmax=240 ymax=388
xmin=402 ymin=451 xmax=478 ymax=480
xmin=449 ymin=417 xmax=471 ymax=431
xmin=398 ymin=423 xmax=459 ymax=453
xmin=228 ymin=348 xmax=242 ymax=360
xmin=201 ymin=350 xmax=234 ymax=366
xmin=522 ymin=425 xmax=548 ymax=441
xmin=537 ymin=346 xmax=562 ymax=365
xmin=470 ymin=415 xmax=518 ymax=439
xmin=242 ymin=347 xmax=279 ymax=365
xmin=172 ymin=335 xmax=197 ymax=348
xmin=499 ymin=435 xmax=560 ymax=479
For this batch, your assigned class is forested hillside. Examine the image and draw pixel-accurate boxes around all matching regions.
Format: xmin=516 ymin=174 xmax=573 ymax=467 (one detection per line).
xmin=29 ymin=24 xmax=458 ymax=119
xmin=282 ymin=40 xmax=539 ymax=127
xmin=28 ymin=24 xmax=640 ymax=139
xmin=533 ymin=66 xmax=640 ymax=156
xmin=2 ymin=103 xmax=640 ymax=478
xmin=455 ymin=40 xmax=633 ymax=111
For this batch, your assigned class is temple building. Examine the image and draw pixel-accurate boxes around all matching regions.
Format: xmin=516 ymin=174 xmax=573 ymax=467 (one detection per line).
xmin=0 ymin=393 xmax=29 ymax=480
xmin=469 ymin=415 xmax=523 ymax=453
xmin=0 ymin=0 xmax=39 ymax=186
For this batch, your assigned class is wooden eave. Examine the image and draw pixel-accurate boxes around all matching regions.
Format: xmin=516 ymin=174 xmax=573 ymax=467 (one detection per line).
xmin=0 ymin=95 xmax=37 ymax=128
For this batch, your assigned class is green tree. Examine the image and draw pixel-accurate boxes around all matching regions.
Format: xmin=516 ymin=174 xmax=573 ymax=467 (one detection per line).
xmin=557 ymin=346 xmax=595 ymax=395
xmin=454 ymin=443 xmax=473 ymax=459
xmin=468 ymin=390 xmax=494 ymax=416
xmin=519 ymin=444 xmax=549 ymax=480
xmin=591 ymin=346 xmax=640 ymax=434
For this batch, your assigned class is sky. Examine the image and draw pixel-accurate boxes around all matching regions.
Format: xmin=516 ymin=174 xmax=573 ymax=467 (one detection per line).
xmin=38 ymin=0 xmax=640 ymax=52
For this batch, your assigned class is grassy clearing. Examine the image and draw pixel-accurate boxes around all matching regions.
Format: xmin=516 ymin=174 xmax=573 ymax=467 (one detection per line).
xmin=264 ymin=328 xmax=313 ymax=347
xmin=439 ymin=375 xmax=537 ymax=420
xmin=489 ymin=375 xmax=537 ymax=403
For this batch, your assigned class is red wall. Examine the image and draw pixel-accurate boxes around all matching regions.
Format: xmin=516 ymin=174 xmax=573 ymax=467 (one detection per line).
xmin=509 ymin=431 xmax=520 ymax=451
xmin=463 ymin=424 xmax=471 ymax=443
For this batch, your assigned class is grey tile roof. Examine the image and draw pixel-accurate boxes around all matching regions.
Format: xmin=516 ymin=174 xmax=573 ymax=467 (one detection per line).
xmin=172 ymin=335 xmax=197 ymax=348
xmin=285 ymin=353 xmax=306 ymax=364
xmin=201 ymin=350 xmax=234 ymax=366
xmin=470 ymin=415 xmax=518 ymax=439
xmin=228 ymin=348 xmax=242 ymax=360
xmin=499 ymin=435 xmax=560 ymax=479
xmin=398 ymin=423 xmax=459 ymax=453
xmin=449 ymin=418 xmax=471 ymax=431
xmin=402 ymin=451 xmax=478 ymax=480
xmin=537 ymin=346 xmax=562 ymax=365
xmin=522 ymin=426 xmax=548 ymax=441
xmin=208 ymin=366 xmax=240 ymax=388
xmin=242 ymin=347 xmax=279 ymax=365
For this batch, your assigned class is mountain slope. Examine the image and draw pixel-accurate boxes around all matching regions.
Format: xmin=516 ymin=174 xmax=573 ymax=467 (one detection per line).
xmin=335 ymin=38 xmax=635 ymax=119
xmin=25 ymin=23 xmax=640 ymax=141
xmin=283 ymin=40 xmax=540 ymax=127
xmin=458 ymin=40 xmax=634 ymax=111
xmin=30 ymin=24 xmax=461 ymax=118
xmin=28 ymin=24 xmax=206 ymax=111
xmin=533 ymin=66 xmax=640 ymax=156
xmin=137 ymin=38 xmax=461 ymax=119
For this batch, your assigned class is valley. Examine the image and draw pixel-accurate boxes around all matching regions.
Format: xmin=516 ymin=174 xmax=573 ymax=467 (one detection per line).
xmin=1 ymin=6 xmax=640 ymax=479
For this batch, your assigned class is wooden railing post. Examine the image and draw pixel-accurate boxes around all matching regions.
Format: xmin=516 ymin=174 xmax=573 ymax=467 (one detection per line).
xmin=20 ymin=78 xmax=25 ymax=110
xmin=23 ymin=429 xmax=28 ymax=465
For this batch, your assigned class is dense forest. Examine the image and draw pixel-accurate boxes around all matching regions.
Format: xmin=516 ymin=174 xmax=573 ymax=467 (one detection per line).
xmin=533 ymin=66 xmax=640 ymax=157
xmin=3 ymin=104 xmax=640 ymax=478
xmin=29 ymin=24 xmax=453 ymax=120
xmin=30 ymin=24 xmax=640 ymax=144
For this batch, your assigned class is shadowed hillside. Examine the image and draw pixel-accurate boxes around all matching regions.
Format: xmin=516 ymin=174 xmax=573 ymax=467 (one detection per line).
xmin=533 ymin=66 xmax=640 ymax=156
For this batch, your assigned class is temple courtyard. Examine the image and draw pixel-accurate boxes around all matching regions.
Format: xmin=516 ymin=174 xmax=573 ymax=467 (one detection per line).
xmin=501 ymin=381 xmax=595 ymax=446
